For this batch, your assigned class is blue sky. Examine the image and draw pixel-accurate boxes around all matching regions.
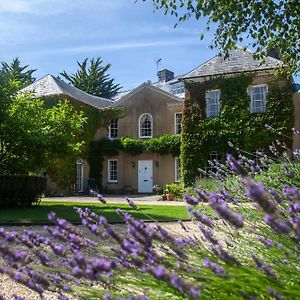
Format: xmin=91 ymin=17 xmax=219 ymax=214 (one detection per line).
xmin=2 ymin=1 xmax=297 ymax=91
xmin=0 ymin=0 xmax=218 ymax=91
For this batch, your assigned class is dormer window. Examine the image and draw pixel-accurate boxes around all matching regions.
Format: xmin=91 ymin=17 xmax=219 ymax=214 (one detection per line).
xmin=206 ymin=90 xmax=220 ymax=117
xmin=139 ymin=113 xmax=153 ymax=138
xmin=249 ymin=85 xmax=267 ymax=113
xmin=109 ymin=119 xmax=118 ymax=139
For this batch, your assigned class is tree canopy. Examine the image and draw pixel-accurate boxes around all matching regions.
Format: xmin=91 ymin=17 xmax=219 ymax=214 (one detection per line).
xmin=142 ymin=0 xmax=300 ymax=75
xmin=60 ymin=57 xmax=122 ymax=99
xmin=0 ymin=64 xmax=87 ymax=177
xmin=0 ymin=57 xmax=36 ymax=88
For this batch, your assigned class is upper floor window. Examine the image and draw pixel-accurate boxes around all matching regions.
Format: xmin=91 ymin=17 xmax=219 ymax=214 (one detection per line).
xmin=206 ymin=90 xmax=220 ymax=117
xmin=174 ymin=112 xmax=182 ymax=135
xmin=109 ymin=119 xmax=118 ymax=139
xmin=139 ymin=113 xmax=153 ymax=138
xmin=249 ymin=85 xmax=267 ymax=113
xmin=172 ymin=84 xmax=184 ymax=95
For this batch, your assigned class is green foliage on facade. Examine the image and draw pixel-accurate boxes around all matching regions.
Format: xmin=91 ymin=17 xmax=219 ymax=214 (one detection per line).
xmin=88 ymin=134 xmax=181 ymax=188
xmin=181 ymin=74 xmax=294 ymax=186
xmin=45 ymin=96 xmax=124 ymax=188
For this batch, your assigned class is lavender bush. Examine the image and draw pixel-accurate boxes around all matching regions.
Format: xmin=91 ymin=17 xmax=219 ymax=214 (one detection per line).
xmin=0 ymin=140 xmax=300 ymax=299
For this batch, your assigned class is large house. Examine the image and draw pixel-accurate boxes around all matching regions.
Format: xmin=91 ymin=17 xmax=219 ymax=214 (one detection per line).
xmin=95 ymin=82 xmax=183 ymax=193
xmin=23 ymin=49 xmax=300 ymax=194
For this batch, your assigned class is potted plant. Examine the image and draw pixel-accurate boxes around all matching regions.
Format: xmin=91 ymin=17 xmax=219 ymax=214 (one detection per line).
xmin=164 ymin=183 xmax=183 ymax=201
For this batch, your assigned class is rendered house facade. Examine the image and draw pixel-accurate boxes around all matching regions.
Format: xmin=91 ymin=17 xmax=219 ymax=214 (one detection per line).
xmin=22 ymin=49 xmax=300 ymax=194
xmin=95 ymin=83 xmax=183 ymax=193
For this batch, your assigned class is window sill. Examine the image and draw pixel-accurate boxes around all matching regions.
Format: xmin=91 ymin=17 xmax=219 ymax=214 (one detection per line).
xmin=107 ymin=181 xmax=118 ymax=184
xmin=139 ymin=136 xmax=152 ymax=139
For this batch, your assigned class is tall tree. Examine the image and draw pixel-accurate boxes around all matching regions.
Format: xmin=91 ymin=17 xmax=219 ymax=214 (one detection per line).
xmin=0 ymin=72 xmax=86 ymax=176
xmin=60 ymin=58 xmax=122 ymax=99
xmin=1 ymin=57 xmax=36 ymax=88
xmin=141 ymin=0 xmax=300 ymax=75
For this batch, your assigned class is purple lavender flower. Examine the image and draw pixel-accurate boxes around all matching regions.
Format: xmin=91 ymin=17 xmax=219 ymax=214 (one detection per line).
xmin=203 ymin=258 xmax=226 ymax=275
xmin=226 ymin=154 xmax=248 ymax=177
xmin=188 ymin=206 xmax=214 ymax=227
xmin=125 ymin=197 xmax=138 ymax=210
xmin=184 ymin=194 xmax=199 ymax=206
xmin=283 ymin=186 xmax=300 ymax=200
xmin=245 ymin=179 xmax=277 ymax=214
xmin=209 ymin=202 xmax=244 ymax=228
xmin=97 ymin=194 xmax=107 ymax=204
xmin=252 ymin=255 xmax=276 ymax=276
xmin=268 ymin=189 xmax=282 ymax=204
xmin=264 ymin=215 xmax=292 ymax=234
xmin=268 ymin=288 xmax=283 ymax=300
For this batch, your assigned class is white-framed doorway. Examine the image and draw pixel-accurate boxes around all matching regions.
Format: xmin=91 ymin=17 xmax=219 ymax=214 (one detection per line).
xmin=75 ymin=159 xmax=84 ymax=192
xmin=138 ymin=160 xmax=153 ymax=193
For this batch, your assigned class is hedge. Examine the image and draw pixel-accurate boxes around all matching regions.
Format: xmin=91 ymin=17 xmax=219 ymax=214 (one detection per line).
xmin=0 ymin=176 xmax=47 ymax=208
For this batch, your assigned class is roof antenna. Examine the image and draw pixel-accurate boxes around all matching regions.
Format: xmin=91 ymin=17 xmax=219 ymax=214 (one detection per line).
xmin=156 ymin=58 xmax=162 ymax=73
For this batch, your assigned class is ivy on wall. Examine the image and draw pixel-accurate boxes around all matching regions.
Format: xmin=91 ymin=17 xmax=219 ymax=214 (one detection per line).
xmin=181 ymin=74 xmax=294 ymax=186
xmin=88 ymin=134 xmax=181 ymax=189
xmin=45 ymin=96 xmax=124 ymax=188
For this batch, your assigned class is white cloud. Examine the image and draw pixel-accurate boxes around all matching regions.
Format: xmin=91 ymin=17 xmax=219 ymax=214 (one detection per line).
xmin=0 ymin=0 xmax=31 ymax=14
xmin=30 ymin=37 xmax=207 ymax=56
xmin=0 ymin=0 xmax=126 ymax=16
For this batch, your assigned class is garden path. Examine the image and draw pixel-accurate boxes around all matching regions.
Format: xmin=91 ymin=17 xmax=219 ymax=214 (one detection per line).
xmin=43 ymin=194 xmax=186 ymax=206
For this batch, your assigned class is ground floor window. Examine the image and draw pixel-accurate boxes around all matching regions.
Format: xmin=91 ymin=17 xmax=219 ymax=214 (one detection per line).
xmin=75 ymin=159 xmax=83 ymax=192
xmin=175 ymin=157 xmax=180 ymax=182
xmin=108 ymin=159 xmax=118 ymax=183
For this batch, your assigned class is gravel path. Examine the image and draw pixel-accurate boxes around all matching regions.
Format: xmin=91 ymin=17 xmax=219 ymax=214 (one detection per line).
xmin=0 ymin=221 xmax=197 ymax=300
xmin=42 ymin=195 xmax=186 ymax=206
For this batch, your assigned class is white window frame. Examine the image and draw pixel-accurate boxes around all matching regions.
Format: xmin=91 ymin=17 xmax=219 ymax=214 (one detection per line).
xmin=249 ymin=84 xmax=268 ymax=113
xmin=172 ymin=83 xmax=184 ymax=95
xmin=175 ymin=157 xmax=181 ymax=183
xmin=108 ymin=159 xmax=118 ymax=183
xmin=174 ymin=112 xmax=183 ymax=135
xmin=75 ymin=159 xmax=84 ymax=192
xmin=139 ymin=113 xmax=153 ymax=138
xmin=108 ymin=119 xmax=118 ymax=139
xmin=205 ymin=90 xmax=221 ymax=118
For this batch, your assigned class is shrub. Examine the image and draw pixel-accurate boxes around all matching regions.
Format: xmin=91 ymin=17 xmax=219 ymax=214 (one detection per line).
xmin=0 ymin=175 xmax=46 ymax=208
xmin=164 ymin=183 xmax=184 ymax=199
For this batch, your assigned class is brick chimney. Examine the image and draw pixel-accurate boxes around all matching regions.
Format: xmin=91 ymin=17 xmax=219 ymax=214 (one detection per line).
xmin=157 ymin=69 xmax=174 ymax=83
xmin=267 ymin=48 xmax=281 ymax=60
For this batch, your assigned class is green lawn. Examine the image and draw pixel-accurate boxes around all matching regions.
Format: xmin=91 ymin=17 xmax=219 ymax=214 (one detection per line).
xmin=0 ymin=201 xmax=190 ymax=223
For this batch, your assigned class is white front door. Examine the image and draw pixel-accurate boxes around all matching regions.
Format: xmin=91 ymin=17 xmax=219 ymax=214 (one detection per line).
xmin=138 ymin=160 xmax=153 ymax=193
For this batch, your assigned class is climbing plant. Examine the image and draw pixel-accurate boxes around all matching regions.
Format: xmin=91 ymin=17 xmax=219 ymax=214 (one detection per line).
xmin=45 ymin=96 xmax=124 ymax=189
xmin=181 ymin=74 xmax=294 ymax=186
xmin=88 ymin=134 xmax=181 ymax=189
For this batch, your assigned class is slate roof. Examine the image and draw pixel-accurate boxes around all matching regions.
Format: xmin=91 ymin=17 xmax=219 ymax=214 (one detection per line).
xmin=111 ymin=82 xmax=183 ymax=108
xmin=22 ymin=74 xmax=113 ymax=109
xmin=183 ymin=49 xmax=282 ymax=79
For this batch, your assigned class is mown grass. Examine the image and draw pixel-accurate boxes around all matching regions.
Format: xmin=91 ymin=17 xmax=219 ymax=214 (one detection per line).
xmin=0 ymin=201 xmax=190 ymax=223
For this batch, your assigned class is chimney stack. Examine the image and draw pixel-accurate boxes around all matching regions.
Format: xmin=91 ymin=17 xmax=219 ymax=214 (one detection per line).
xmin=267 ymin=48 xmax=281 ymax=60
xmin=157 ymin=69 xmax=174 ymax=83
